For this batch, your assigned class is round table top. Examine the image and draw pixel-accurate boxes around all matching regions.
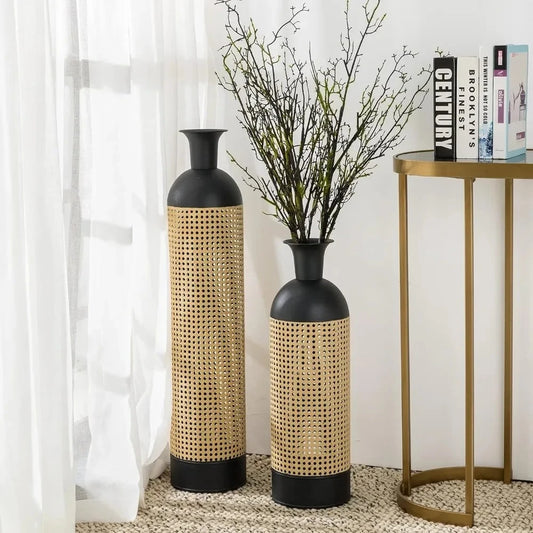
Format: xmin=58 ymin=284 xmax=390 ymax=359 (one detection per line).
xmin=393 ymin=150 xmax=533 ymax=179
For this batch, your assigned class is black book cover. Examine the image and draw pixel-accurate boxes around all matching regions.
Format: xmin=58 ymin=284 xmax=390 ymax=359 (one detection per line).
xmin=433 ymin=56 xmax=457 ymax=160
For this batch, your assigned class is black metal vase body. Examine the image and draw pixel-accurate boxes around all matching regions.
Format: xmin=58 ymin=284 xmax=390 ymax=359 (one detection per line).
xmin=167 ymin=129 xmax=245 ymax=492
xmin=270 ymin=240 xmax=350 ymax=507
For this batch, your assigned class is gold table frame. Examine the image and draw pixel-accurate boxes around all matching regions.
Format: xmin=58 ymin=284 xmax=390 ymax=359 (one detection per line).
xmin=393 ymin=149 xmax=533 ymax=527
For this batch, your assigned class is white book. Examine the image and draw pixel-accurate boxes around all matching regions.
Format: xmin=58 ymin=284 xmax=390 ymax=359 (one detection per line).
xmin=456 ymin=56 xmax=478 ymax=159
xmin=478 ymin=46 xmax=494 ymax=159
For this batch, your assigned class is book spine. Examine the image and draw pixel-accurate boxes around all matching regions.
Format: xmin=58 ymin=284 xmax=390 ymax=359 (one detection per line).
xmin=493 ymin=45 xmax=508 ymax=159
xmin=478 ymin=46 xmax=494 ymax=159
xmin=456 ymin=57 xmax=478 ymax=159
xmin=433 ymin=56 xmax=456 ymax=160
xmin=505 ymin=44 xmax=528 ymax=158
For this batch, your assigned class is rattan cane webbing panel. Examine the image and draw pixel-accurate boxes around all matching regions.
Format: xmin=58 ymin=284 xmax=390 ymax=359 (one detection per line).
xmin=168 ymin=206 xmax=245 ymax=462
xmin=270 ymin=317 xmax=350 ymax=477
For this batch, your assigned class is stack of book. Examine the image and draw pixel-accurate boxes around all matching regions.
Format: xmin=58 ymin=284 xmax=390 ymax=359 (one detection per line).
xmin=433 ymin=45 xmax=529 ymax=160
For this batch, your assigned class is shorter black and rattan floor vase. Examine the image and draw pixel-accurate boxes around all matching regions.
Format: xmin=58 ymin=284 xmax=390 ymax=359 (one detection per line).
xmin=167 ymin=129 xmax=246 ymax=492
xmin=270 ymin=240 xmax=351 ymax=508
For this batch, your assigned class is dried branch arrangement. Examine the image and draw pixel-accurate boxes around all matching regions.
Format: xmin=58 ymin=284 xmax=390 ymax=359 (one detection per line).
xmin=217 ymin=0 xmax=431 ymax=242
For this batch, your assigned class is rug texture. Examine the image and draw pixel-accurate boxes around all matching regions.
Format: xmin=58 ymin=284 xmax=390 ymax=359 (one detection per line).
xmin=76 ymin=454 xmax=533 ymax=532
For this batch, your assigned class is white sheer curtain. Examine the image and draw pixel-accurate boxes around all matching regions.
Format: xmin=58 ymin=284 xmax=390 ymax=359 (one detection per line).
xmin=0 ymin=1 xmax=74 ymax=531
xmin=67 ymin=0 xmax=172 ymax=522
xmin=0 ymin=0 xmax=205 ymax=528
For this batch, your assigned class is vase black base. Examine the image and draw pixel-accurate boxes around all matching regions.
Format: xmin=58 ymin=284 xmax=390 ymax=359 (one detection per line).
xmin=171 ymin=455 xmax=246 ymax=493
xmin=271 ymin=469 xmax=351 ymax=508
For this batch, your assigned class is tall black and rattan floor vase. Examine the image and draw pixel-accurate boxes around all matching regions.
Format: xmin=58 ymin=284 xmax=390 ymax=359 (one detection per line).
xmin=167 ymin=129 xmax=246 ymax=492
xmin=270 ymin=240 xmax=350 ymax=508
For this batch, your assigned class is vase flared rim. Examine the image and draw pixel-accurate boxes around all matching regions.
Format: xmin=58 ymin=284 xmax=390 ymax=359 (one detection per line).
xmin=179 ymin=128 xmax=227 ymax=134
xmin=284 ymin=238 xmax=333 ymax=246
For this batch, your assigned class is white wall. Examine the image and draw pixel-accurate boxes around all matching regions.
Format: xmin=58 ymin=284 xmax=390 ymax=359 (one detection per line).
xmin=185 ymin=0 xmax=533 ymax=480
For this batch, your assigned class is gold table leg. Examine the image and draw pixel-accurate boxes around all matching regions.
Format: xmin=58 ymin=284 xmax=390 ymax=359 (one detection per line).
xmin=504 ymin=178 xmax=514 ymax=484
xmin=464 ymin=178 xmax=475 ymax=521
xmin=398 ymin=173 xmax=411 ymax=496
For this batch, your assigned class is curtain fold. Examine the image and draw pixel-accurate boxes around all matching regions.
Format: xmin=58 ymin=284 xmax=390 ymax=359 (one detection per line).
xmin=0 ymin=0 xmax=75 ymax=531
xmin=68 ymin=0 xmax=171 ymax=523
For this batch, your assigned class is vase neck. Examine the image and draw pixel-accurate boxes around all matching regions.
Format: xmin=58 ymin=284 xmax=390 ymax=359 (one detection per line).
xmin=180 ymin=129 xmax=226 ymax=170
xmin=285 ymin=239 xmax=331 ymax=281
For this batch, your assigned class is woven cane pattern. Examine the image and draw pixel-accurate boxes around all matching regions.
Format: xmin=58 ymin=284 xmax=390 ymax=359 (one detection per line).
xmin=270 ymin=317 xmax=350 ymax=477
xmin=168 ymin=205 xmax=245 ymax=462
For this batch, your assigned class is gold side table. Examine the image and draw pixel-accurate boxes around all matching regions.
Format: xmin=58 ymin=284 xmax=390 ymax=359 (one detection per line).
xmin=393 ymin=149 xmax=533 ymax=527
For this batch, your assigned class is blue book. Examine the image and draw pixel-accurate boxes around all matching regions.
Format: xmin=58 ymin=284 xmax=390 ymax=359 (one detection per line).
xmin=493 ymin=44 xmax=529 ymax=159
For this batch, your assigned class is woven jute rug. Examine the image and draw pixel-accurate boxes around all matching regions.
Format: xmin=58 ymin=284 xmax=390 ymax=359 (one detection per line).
xmin=76 ymin=454 xmax=533 ymax=532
